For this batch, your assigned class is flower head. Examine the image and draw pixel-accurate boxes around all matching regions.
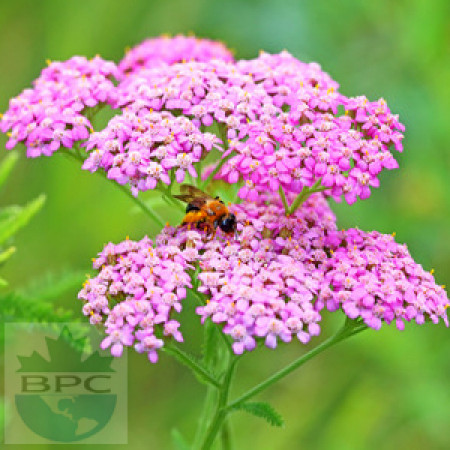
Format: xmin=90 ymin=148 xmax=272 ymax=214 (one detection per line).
xmin=195 ymin=193 xmax=336 ymax=349
xmin=1 ymin=56 xmax=119 ymax=157
xmin=210 ymin=52 xmax=406 ymax=204
xmin=80 ymin=191 xmax=448 ymax=360
xmin=82 ymin=109 xmax=221 ymax=195
xmin=80 ymin=193 xmax=338 ymax=357
xmin=78 ymin=236 xmax=192 ymax=362
xmin=319 ymin=228 xmax=449 ymax=329
xmin=88 ymin=59 xmax=278 ymax=194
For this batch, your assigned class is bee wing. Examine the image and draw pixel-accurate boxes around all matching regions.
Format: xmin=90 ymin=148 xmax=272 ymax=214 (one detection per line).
xmin=173 ymin=184 xmax=215 ymax=205
xmin=180 ymin=184 xmax=216 ymax=200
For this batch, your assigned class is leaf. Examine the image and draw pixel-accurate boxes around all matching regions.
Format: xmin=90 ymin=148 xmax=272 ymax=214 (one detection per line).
xmin=0 ymin=291 xmax=73 ymax=321
xmin=0 ymin=246 xmax=16 ymax=265
xmin=0 ymin=152 xmax=19 ymax=191
xmin=0 ymin=206 xmax=22 ymax=222
xmin=0 ymin=194 xmax=46 ymax=245
xmin=0 ymin=277 xmax=8 ymax=288
xmin=163 ymin=345 xmax=219 ymax=387
xmin=231 ymin=402 xmax=285 ymax=427
xmin=18 ymin=269 xmax=86 ymax=303
xmin=170 ymin=428 xmax=190 ymax=450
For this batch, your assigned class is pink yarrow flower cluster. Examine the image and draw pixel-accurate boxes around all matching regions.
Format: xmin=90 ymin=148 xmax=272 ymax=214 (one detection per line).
xmin=2 ymin=37 xmax=405 ymax=205
xmin=1 ymin=35 xmax=446 ymax=363
xmin=79 ymin=194 xmax=336 ymax=357
xmin=214 ymin=51 xmax=406 ymax=203
xmin=118 ymin=34 xmax=234 ymax=78
xmin=79 ymin=192 xmax=448 ymax=359
xmin=115 ymin=59 xmax=275 ymax=127
xmin=81 ymin=59 xmax=278 ymax=192
xmin=195 ymin=194 xmax=336 ymax=353
xmin=82 ymin=109 xmax=221 ymax=196
xmin=0 ymin=56 xmax=119 ymax=157
xmin=78 ymin=236 xmax=190 ymax=362
xmin=318 ymin=228 xmax=449 ymax=329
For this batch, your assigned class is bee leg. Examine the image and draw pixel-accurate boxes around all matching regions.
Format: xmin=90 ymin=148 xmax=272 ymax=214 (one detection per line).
xmin=197 ymin=221 xmax=214 ymax=240
xmin=204 ymin=223 xmax=213 ymax=237
xmin=180 ymin=220 xmax=192 ymax=230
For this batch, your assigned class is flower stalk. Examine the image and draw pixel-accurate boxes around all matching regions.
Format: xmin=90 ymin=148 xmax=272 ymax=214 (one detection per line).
xmin=200 ymin=125 xmax=231 ymax=191
xmin=226 ymin=318 xmax=367 ymax=411
xmin=194 ymin=317 xmax=367 ymax=449
xmin=288 ymin=179 xmax=329 ymax=215
xmin=198 ymin=354 xmax=239 ymax=450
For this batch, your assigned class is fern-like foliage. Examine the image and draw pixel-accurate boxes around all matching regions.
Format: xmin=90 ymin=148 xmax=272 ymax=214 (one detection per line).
xmin=0 ymin=291 xmax=73 ymax=323
xmin=0 ymin=153 xmax=77 ymax=335
xmin=18 ymin=269 xmax=86 ymax=303
xmin=0 ymin=151 xmax=46 ymax=287
xmin=163 ymin=344 xmax=219 ymax=387
xmin=231 ymin=401 xmax=285 ymax=427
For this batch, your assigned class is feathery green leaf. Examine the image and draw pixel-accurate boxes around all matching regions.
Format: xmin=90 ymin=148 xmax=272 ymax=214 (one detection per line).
xmin=0 ymin=194 xmax=46 ymax=245
xmin=0 ymin=291 xmax=73 ymax=323
xmin=19 ymin=269 xmax=86 ymax=303
xmin=231 ymin=401 xmax=284 ymax=427
xmin=163 ymin=344 xmax=219 ymax=387
xmin=0 ymin=152 xmax=19 ymax=191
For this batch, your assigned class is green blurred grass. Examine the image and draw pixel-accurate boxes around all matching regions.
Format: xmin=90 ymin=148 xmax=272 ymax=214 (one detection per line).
xmin=0 ymin=1 xmax=449 ymax=449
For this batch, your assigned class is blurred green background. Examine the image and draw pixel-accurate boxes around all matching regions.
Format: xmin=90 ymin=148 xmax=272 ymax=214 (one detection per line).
xmin=0 ymin=0 xmax=449 ymax=449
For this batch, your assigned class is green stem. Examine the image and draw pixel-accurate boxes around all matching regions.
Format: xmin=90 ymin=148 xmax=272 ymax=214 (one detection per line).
xmin=221 ymin=416 xmax=232 ymax=450
xmin=162 ymin=344 xmax=220 ymax=388
xmin=199 ymin=356 xmax=239 ymax=450
xmin=196 ymin=159 xmax=203 ymax=188
xmin=226 ymin=319 xmax=367 ymax=410
xmin=190 ymin=286 xmax=234 ymax=353
xmin=74 ymin=145 xmax=83 ymax=160
xmin=200 ymin=124 xmax=232 ymax=191
xmin=193 ymin=385 xmax=218 ymax=448
xmin=278 ymin=186 xmax=290 ymax=215
xmin=168 ymin=169 xmax=175 ymax=195
xmin=288 ymin=179 xmax=329 ymax=215
xmin=113 ymin=181 xmax=166 ymax=228
xmin=157 ymin=184 xmax=185 ymax=213
xmin=62 ymin=147 xmax=85 ymax=163
xmin=200 ymin=152 xmax=235 ymax=191
xmin=192 ymin=292 xmax=237 ymax=449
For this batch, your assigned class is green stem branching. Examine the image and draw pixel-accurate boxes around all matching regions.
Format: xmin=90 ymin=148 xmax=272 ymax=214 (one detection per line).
xmin=284 ymin=179 xmax=330 ymax=216
xmin=193 ymin=318 xmax=367 ymax=449
xmin=162 ymin=344 xmax=220 ymax=388
xmin=226 ymin=319 xmax=367 ymax=410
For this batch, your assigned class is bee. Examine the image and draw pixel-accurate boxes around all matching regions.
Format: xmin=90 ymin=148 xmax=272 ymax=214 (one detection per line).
xmin=174 ymin=184 xmax=237 ymax=238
